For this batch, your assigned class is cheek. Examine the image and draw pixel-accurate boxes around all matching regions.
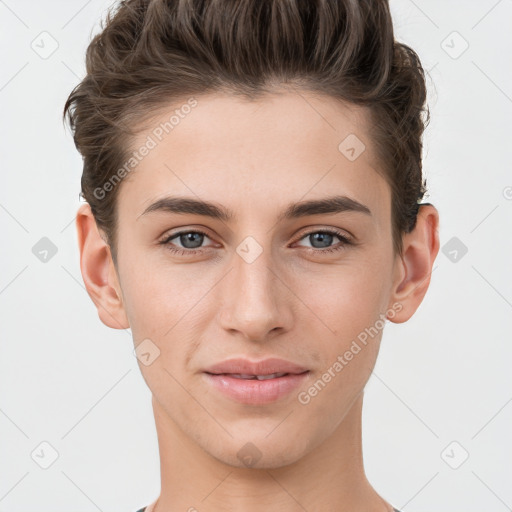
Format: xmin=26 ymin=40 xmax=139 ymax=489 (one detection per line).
xmin=119 ymin=274 xmax=169 ymax=338
xmin=118 ymin=250 xmax=205 ymax=337
xmin=291 ymin=262 xmax=388 ymax=387
xmin=119 ymin=261 xmax=216 ymax=391
xmin=294 ymin=258 xmax=389 ymax=336
xmin=296 ymin=281 xmax=384 ymax=421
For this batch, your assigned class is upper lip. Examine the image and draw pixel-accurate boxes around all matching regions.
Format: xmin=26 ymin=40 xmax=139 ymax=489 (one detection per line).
xmin=204 ymin=358 xmax=309 ymax=376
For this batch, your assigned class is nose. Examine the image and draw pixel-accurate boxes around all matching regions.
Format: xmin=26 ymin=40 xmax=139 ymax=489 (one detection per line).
xmin=217 ymin=245 xmax=293 ymax=343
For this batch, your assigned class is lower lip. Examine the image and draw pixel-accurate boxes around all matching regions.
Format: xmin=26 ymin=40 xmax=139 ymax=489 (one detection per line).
xmin=203 ymin=372 xmax=309 ymax=405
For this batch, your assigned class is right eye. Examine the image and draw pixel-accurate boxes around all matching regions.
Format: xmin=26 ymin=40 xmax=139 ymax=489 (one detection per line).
xmin=159 ymin=229 xmax=215 ymax=255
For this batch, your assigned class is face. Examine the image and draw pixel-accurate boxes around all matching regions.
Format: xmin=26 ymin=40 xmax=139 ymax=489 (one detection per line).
xmin=111 ymin=90 xmax=401 ymax=468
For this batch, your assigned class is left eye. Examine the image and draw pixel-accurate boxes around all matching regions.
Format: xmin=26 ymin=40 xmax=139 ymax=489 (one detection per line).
xmin=295 ymin=230 xmax=351 ymax=250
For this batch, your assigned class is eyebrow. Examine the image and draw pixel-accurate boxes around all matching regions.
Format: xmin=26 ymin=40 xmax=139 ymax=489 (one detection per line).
xmin=138 ymin=194 xmax=372 ymax=222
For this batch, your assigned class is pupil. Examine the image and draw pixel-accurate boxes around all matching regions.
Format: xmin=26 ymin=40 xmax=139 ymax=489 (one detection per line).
xmin=311 ymin=232 xmax=333 ymax=248
xmin=181 ymin=232 xmax=203 ymax=249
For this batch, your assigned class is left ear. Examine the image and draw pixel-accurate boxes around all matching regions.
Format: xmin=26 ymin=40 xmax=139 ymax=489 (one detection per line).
xmin=387 ymin=203 xmax=440 ymax=323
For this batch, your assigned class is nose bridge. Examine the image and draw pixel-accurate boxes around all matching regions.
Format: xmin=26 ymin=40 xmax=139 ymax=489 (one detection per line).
xmin=218 ymin=239 xmax=290 ymax=340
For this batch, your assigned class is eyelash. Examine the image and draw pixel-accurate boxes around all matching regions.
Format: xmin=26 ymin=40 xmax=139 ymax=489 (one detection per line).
xmin=158 ymin=228 xmax=353 ymax=257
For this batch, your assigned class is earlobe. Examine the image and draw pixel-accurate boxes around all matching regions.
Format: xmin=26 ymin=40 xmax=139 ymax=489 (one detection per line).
xmin=76 ymin=203 xmax=130 ymax=330
xmin=387 ymin=204 xmax=440 ymax=324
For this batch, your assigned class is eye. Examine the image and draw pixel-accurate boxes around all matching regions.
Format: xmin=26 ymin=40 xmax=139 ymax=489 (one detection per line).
xmin=159 ymin=229 xmax=215 ymax=256
xmin=294 ymin=229 xmax=352 ymax=254
xmin=158 ymin=227 xmax=353 ymax=257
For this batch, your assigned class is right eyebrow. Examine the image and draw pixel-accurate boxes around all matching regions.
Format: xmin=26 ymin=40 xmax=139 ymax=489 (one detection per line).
xmin=137 ymin=196 xmax=234 ymax=222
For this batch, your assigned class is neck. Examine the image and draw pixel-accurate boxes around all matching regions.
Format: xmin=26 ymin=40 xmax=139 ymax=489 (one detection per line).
xmin=150 ymin=392 xmax=392 ymax=512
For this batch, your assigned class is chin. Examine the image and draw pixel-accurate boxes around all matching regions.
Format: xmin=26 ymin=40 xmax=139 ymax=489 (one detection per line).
xmin=203 ymin=431 xmax=313 ymax=470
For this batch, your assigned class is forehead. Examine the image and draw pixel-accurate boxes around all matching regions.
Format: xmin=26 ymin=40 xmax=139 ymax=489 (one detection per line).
xmin=118 ymin=90 xmax=390 ymax=226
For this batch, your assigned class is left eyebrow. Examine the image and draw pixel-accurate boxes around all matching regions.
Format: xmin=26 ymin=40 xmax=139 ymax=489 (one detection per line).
xmin=137 ymin=194 xmax=372 ymax=222
xmin=278 ymin=195 xmax=372 ymax=221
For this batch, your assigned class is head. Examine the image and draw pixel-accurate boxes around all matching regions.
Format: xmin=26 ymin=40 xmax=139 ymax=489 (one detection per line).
xmin=66 ymin=0 xmax=439 ymax=469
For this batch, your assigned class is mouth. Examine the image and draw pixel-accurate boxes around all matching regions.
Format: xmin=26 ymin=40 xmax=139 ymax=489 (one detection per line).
xmin=203 ymin=368 xmax=310 ymax=405
xmin=205 ymin=371 xmax=306 ymax=380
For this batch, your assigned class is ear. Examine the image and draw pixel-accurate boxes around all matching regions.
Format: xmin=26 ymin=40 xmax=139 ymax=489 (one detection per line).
xmin=75 ymin=203 xmax=130 ymax=330
xmin=387 ymin=203 xmax=440 ymax=323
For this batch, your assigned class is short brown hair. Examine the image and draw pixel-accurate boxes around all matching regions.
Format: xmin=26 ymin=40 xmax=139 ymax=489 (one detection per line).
xmin=63 ymin=0 xmax=429 ymax=265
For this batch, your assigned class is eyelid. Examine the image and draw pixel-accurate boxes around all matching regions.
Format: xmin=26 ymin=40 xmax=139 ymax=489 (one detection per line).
xmin=159 ymin=227 xmax=216 ymax=245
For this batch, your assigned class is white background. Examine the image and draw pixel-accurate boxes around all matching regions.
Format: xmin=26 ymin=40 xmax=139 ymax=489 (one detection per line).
xmin=1 ymin=0 xmax=511 ymax=510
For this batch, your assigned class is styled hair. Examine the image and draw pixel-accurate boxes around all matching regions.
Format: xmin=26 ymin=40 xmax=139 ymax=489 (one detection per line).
xmin=63 ymin=0 xmax=429 ymax=265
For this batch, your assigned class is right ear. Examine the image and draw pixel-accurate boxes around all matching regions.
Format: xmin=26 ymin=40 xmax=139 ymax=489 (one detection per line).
xmin=75 ymin=203 xmax=130 ymax=330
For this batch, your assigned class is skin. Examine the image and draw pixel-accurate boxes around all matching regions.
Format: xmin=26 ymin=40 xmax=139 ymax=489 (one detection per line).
xmin=76 ymin=90 xmax=440 ymax=512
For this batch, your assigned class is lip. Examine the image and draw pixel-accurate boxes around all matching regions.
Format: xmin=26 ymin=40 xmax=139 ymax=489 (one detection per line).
xmin=203 ymin=358 xmax=310 ymax=405
xmin=204 ymin=357 xmax=309 ymax=376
